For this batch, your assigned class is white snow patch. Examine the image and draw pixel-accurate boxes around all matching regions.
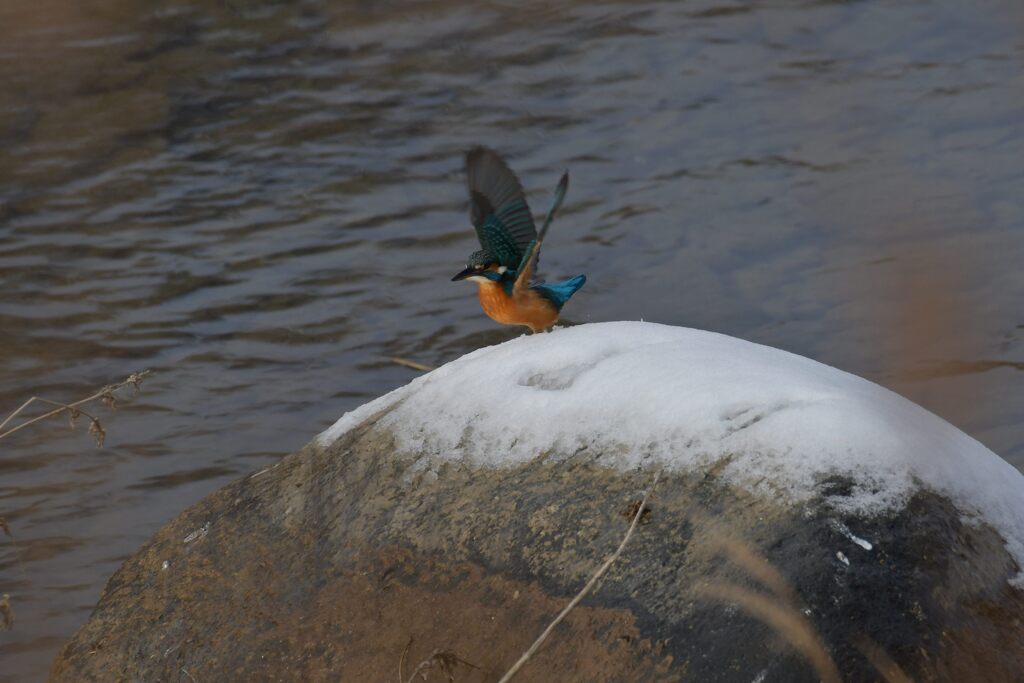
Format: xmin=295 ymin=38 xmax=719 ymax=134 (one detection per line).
xmin=318 ymin=322 xmax=1024 ymax=583
xmin=836 ymin=551 xmax=850 ymax=567
xmin=832 ymin=520 xmax=874 ymax=551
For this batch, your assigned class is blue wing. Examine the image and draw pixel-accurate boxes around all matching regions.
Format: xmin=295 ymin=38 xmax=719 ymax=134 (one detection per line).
xmin=466 ymin=147 xmax=537 ymax=269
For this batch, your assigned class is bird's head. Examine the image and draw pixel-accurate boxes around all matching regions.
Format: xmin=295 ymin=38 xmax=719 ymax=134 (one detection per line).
xmin=452 ymin=250 xmax=508 ymax=283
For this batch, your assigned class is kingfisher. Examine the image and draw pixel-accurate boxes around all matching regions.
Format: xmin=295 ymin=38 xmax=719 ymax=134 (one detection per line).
xmin=451 ymin=146 xmax=586 ymax=333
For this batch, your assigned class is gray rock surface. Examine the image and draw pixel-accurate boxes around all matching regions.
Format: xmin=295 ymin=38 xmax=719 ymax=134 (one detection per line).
xmin=52 ymin=414 xmax=1024 ymax=682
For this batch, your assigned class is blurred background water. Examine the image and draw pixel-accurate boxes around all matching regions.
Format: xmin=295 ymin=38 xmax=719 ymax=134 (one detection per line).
xmin=1 ymin=0 xmax=1022 ymax=679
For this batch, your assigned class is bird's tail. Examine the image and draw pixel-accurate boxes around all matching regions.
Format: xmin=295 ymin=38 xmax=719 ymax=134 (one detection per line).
xmin=537 ymin=171 xmax=569 ymax=242
xmin=536 ymin=274 xmax=586 ymax=311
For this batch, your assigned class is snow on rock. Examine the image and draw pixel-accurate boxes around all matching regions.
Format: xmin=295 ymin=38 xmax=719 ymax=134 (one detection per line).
xmin=56 ymin=322 xmax=1024 ymax=682
xmin=319 ymin=321 xmax=1024 ymax=580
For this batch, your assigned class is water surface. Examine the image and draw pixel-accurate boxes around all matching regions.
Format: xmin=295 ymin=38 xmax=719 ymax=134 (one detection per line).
xmin=2 ymin=0 xmax=1023 ymax=679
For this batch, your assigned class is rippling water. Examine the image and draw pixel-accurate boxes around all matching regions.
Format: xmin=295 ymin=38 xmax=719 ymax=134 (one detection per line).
xmin=2 ymin=0 xmax=1023 ymax=679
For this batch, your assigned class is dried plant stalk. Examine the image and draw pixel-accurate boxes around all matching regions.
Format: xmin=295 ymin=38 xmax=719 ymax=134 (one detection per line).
xmin=700 ymin=529 xmax=917 ymax=683
xmin=497 ymin=469 xmax=662 ymax=683
xmin=705 ymin=534 xmax=799 ymax=605
xmin=399 ymin=636 xmax=413 ymax=683
xmin=0 ymin=370 xmax=149 ymax=446
xmin=384 ymin=356 xmax=436 ymax=372
xmin=0 ymin=594 xmax=12 ymax=631
xmin=697 ymin=581 xmax=842 ymax=683
xmin=855 ymin=636 xmax=914 ymax=683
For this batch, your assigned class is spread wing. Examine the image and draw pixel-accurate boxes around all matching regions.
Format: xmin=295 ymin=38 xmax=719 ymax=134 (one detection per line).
xmin=465 ymin=146 xmax=537 ymax=269
xmin=513 ymin=171 xmax=569 ymax=289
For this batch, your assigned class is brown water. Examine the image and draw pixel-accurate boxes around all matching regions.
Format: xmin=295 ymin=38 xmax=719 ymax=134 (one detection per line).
xmin=1 ymin=0 xmax=1023 ymax=679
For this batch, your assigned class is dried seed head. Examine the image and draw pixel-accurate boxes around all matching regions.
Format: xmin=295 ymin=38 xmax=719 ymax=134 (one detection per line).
xmin=88 ymin=419 xmax=106 ymax=448
xmin=101 ymin=392 xmax=118 ymax=411
xmin=126 ymin=370 xmax=149 ymax=395
xmin=406 ymin=649 xmax=477 ymax=683
xmin=435 ymin=650 xmax=460 ymax=681
xmin=0 ymin=594 xmax=12 ymax=631
xmin=621 ymin=500 xmax=653 ymax=524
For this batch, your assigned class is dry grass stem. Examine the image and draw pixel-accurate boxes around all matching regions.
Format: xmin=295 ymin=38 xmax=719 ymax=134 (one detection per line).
xmin=384 ymin=356 xmax=436 ymax=372
xmin=706 ymin=534 xmax=799 ymax=605
xmin=403 ymin=648 xmax=477 ymax=683
xmin=399 ymin=636 xmax=414 ymax=683
xmin=0 ymin=370 xmax=149 ymax=445
xmin=497 ymin=469 xmax=663 ymax=683
xmin=701 ymin=529 xmax=915 ymax=683
xmin=697 ymin=581 xmax=841 ymax=683
xmin=855 ymin=637 xmax=914 ymax=683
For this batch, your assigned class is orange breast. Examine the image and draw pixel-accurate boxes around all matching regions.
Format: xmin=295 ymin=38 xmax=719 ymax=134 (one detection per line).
xmin=477 ymin=281 xmax=559 ymax=332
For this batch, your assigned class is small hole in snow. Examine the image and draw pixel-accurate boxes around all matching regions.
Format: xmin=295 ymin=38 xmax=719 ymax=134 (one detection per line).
xmin=518 ymin=362 xmax=596 ymax=390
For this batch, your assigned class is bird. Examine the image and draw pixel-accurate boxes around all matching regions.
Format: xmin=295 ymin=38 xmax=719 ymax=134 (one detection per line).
xmin=451 ymin=146 xmax=586 ymax=333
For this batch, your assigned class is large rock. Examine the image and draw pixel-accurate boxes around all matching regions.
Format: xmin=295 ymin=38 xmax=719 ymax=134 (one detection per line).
xmin=52 ymin=323 xmax=1024 ymax=682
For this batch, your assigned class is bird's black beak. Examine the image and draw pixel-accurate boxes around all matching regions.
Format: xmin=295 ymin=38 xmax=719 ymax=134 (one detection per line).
xmin=451 ymin=267 xmax=475 ymax=281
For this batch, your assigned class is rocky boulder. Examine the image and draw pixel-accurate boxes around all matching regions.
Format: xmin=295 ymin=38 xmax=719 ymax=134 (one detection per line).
xmin=52 ymin=322 xmax=1024 ymax=682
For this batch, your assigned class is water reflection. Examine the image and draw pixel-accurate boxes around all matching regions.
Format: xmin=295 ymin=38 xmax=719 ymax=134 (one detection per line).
xmin=2 ymin=0 xmax=1023 ymax=679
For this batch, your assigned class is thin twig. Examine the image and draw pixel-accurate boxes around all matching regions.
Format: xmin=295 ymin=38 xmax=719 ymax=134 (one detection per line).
xmin=0 ymin=370 xmax=149 ymax=442
xmin=384 ymin=356 xmax=436 ymax=372
xmin=180 ymin=667 xmax=198 ymax=683
xmin=2 ymin=396 xmax=96 ymax=438
xmin=497 ymin=469 xmax=663 ymax=683
xmin=399 ymin=636 xmax=413 ymax=683
xmin=0 ymin=398 xmax=36 ymax=434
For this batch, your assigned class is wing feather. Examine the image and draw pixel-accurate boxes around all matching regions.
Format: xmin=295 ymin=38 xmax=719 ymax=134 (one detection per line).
xmin=465 ymin=147 xmax=537 ymax=267
xmin=513 ymin=239 xmax=541 ymax=296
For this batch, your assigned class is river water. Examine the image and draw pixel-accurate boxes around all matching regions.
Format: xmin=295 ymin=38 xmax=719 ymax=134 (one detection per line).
xmin=1 ymin=0 xmax=1023 ymax=679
